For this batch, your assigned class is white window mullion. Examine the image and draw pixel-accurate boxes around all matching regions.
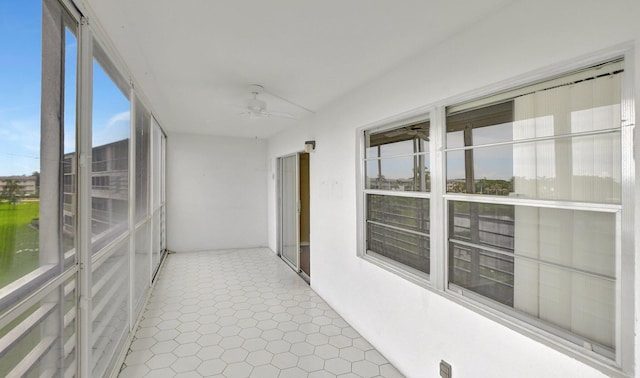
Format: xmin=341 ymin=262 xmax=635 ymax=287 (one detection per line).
xmin=128 ymin=88 xmax=136 ymax=333
xmin=618 ymin=51 xmax=635 ymax=374
xmin=431 ymin=106 xmax=447 ymax=291
xmin=76 ymin=16 xmax=94 ymax=378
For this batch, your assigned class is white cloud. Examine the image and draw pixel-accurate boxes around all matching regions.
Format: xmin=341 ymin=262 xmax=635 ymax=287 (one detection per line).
xmin=92 ymin=111 xmax=131 ymax=147
xmin=106 ymin=111 xmax=130 ymax=129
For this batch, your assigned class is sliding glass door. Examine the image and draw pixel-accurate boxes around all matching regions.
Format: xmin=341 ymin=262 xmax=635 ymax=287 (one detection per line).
xmin=279 ymin=154 xmax=299 ymax=271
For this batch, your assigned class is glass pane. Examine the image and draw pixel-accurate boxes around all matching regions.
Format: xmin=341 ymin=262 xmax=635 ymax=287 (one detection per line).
xmin=446 ymin=73 xmax=621 ymax=148
xmin=63 ymin=26 xmax=77 ymax=265
xmin=135 ymin=98 xmax=150 ymax=224
xmin=0 ymin=1 xmax=42 ymax=290
xmin=513 ymin=74 xmax=621 ymax=138
xmin=151 ymin=122 xmax=162 ymax=212
xmin=365 ymin=121 xmax=429 ymax=158
xmin=280 ymin=155 xmax=298 ymax=268
xmin=151 ymin=122 xmax=163 ymax=272
xmin=366 ymin=194 xmax=430 ymax=274
xmin=366 ymin=155 xmax=430 ymax=192
xmin=449 ymin=201 xmax=514 ymax=251
xmin=134 ymin=222 xmax=150 ymax=314
xmin=448 ymin=200 xmax=617 ymax=351
xmin=446 ymin=132 xmax=621 ymax=202
xmin=161 ymin=134 xmax=166 ymax=251
xmin=367 ymin=223 xmax=429 ymax=274
xmin=91 ymin=58 xmax=130 ymax=253
xmin=0 ymin=1 xmax=78 ymax=290
xmin=449 ymin=242 xmax=514 ymax=305
xmin=449 ymin=201 xmax=615 ymax=275
xmin=0 ymin=276 xmax=76 ymax=377
xmin=367 ymin=194 xmax=429 ymax=234
xmin=446 ymin=102 xmax=514 ymax=148
xmin=152 ymin=208 xmax=160 ymax=272
xmin=91 ymin=239 xmax=129 ymax=377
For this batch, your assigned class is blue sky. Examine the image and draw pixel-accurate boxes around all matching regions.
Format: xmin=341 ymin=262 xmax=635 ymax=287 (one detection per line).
xmin=0 ymin=0 xmax=130 ymax=177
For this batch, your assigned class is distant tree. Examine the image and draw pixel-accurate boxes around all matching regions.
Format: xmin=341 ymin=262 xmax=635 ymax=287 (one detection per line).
xmin=1 ymin=180 xmax=22 ymax=206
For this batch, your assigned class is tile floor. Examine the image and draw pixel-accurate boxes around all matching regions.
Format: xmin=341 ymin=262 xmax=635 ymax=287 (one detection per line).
xmin=118 ymin=248 xmax=404 ymax=378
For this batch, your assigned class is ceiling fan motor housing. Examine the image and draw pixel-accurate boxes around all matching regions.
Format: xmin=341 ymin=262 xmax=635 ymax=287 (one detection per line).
xmin=246 ymin=97 xmax=267 ymax=113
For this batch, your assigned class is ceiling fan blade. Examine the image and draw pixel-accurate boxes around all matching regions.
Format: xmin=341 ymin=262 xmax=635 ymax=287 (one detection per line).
xmin=267 ymin=110 xmax=296 ymax=119
xmin=264 ymin=89 xmax=315 ymax=114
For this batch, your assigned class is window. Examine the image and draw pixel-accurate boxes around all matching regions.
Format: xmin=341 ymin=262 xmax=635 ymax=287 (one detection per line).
xmin=0 ymin=0 xmax=78 ymax=376
xmin=133 ymin=95 xmax=152 ymax=317
xmin=91 ymin=46 xmax=130 ymax=247
xmin=0 ymin=2 xmax=168 ymax=376
xmin=363 ymin=120 xmax=431 ymax=275
xmin=134 ymin=97 xmax=150 ymax=224
xmin=446 ymin=59 xmax=622 ymax=359
xmin=151 ymin=118 xmax=167 ymax=276
xmin=358 ymin=57 xmax=632 ymax=371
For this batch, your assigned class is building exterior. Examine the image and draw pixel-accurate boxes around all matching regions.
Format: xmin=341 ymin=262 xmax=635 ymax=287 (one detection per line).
xmin=63 ymin=139 xmax=130 ymax=238
xmin=0 ymin=175 xmax=38 ymax=197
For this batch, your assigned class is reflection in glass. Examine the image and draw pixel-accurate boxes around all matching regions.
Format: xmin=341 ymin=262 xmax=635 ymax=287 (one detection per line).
xmin=446 ymin=71 xmax=622 ymax=205
xmin=134 ymin=98 xmax=150 ymax=224
xmin=367 ymin=195 xmax=430 ymax=274
xmin=365 ymin=121 xmax=430 ymax=193
xmin=446 ymin=102 xmax=513 ymax=148
xmin=449 ymin=201 xmax=514 ymax=251
xmin=151 ymin=122 xmax=164 ymax=273
xmin=63 ymin=27 xmax=77 ymax=260
xmin=0 ymin=276 xmax=77 ymax=376
xmin=91 ymin=240 xmax=129 ymax=377
xmin=365 ymin=121 xmax=429 ymax=158
xmin=515 ymin=134 xmax=621 ymax=203
xmin=134 ymin=222 xmax=150 ymax=313
xmin=91 ymin=59 xmax=130 ymax=252
xmin=367 ymin=223 xmax=429 ymax=274
xmin=448 ymin=200 xmax=616 ymax=352
xmin=281 ymin=155 xmax=298 ymax=268
xmin=447 ymin=122 xmax=516 ymax=148
xmin=366 ymin=155 xmax=430 ymax=192
xmin=446 ymin=133 xmax=620 ymax=202
xmin=367 ymin=194 xmax=429 ymax=234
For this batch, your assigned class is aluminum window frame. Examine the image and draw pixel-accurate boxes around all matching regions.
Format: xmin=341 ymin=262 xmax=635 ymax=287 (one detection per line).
xmin=356 ymin=45 xmax=635 ymax=377
xmin=0 ymin=1 xmax=169 ymax=376
xmin=442 ymin=54 xmax=631 ymax=370
xmin=0 ymin=2 xmax=82 ymax=376
xmin=357 ymin=110 xmax=433 ymax=286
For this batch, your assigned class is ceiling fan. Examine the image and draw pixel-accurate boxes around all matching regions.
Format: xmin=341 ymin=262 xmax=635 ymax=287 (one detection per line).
xmin=383 ymin=122 xmax=430 ymax=140
xmin=239 ymin=84 xmax=314 ymax=120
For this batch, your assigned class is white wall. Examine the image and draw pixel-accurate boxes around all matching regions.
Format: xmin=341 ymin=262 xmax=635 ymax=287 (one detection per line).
xmin=167 ymin=133 xmax=268 ymax=251
xmin=267 ymin=1 xmax=640 ymax=377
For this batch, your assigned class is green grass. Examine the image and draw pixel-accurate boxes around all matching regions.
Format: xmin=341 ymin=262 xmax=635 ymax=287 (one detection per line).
xmin=0 ymin=200 xmax=40 ymax=289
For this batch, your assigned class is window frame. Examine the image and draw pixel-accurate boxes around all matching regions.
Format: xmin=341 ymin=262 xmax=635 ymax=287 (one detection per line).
xmin=357 ymin=111 xmax=434 ymax=287
xmin=356 ymin=46 xmax=635 ymax=377
xmin=0 ymin=1 xmax=169 ymax=377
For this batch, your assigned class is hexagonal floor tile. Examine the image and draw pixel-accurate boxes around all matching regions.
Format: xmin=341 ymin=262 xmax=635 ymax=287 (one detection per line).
xmin=324 ymin=357 xmax=351 ymax=375
xmin=171 ymin=356 xmax=202 ymax=373
xmin=249 ymin=364 xmax=280 ymax=378
xmin=246 ymin=349 xmax=274 ymax=366
xmin=298 ymin=354 xmax=325 ymax=372
xmin=271 ymin=352 xmax=298 ymax=369
xmin=121 ymin=249 xmax=405 ymax=378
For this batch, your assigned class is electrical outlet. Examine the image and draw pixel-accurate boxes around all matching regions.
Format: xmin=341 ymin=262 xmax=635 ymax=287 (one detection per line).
xmin=440 ymin=360 xmax=452 ymax=378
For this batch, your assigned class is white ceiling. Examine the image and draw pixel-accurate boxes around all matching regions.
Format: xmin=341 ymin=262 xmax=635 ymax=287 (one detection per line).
xmin=84 ymin=0 xmax=513 ymax=138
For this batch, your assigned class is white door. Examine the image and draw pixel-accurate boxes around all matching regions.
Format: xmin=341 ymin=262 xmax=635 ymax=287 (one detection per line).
xmin=280 ymin=154 xmax=300 ymax=271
